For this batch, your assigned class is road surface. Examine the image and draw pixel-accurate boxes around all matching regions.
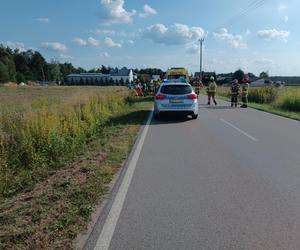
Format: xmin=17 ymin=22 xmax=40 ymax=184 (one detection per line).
xmin=85 ymin=97 xmax=300 ymax=250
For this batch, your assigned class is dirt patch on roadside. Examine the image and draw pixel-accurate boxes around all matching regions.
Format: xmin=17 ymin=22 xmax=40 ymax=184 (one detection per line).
xmin=0 ymin=146 xmax=109 ymax=249
xmin=0 ymin=121 xmax=143 ymax=249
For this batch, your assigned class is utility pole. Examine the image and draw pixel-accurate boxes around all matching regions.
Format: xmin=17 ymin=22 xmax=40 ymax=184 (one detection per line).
xmin=199 ymin=38 xmax=204 ymax=81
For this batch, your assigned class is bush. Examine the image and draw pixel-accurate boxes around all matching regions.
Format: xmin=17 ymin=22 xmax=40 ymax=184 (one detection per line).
xmin=277 ymin=95 xmax=300 ymax=112
xmin=0 ymin=93 xmax=133 ymax=198
xmin=248 ymin=87 xmax=278 ymax=104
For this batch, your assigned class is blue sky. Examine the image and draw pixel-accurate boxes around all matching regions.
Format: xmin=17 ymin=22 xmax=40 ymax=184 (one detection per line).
xmin=1 ymin=0 xmax=299 ymax=75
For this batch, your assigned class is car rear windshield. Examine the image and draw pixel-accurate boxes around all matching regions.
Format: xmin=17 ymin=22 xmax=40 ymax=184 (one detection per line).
xmin=160 ymin=85 xmax=192 ymax=95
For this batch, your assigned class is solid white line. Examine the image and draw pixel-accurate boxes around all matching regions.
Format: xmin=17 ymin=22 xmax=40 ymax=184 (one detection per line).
xmin=220 ymin=118 xmax=259 ymax=142
xmin=94 ymin=111 xmax=153 ymax=250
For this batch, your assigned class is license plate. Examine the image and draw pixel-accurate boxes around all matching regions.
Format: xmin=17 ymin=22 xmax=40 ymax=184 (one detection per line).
xmin=170 ymin=99 xmax=183 ymax=103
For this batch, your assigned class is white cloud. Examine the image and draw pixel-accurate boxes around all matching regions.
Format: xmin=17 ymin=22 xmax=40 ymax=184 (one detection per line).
xmin=95 ymin=29 xmax=116 ymax=35
xmin=185 ymin=43 xmax=200 ymax=54
xmin=41 ymin=42 xmax=67 ymax=52
xmin=142 ymin=23 xmax=205 ymax=45
xmin=257 ymin=29 xmax=290 ymax=42
xmin=213 ymin=28 xmax=247 ymax=48
xmin=74 ymin=38 xmax=88 ymax=46
xmin=139 ymin=4 xmax=157 ymax=18
xmin=59 ymin=54 xmax=73 ymax=60
xmin=0 ymin=41 xmax=26 ymax=51
xmin=98 ymin=0 xmax=136 ymax=25
xmin=93 ymin=29 xmax=138 ymax=39
xmin=73 ymin=37 xmax=100 ymax=46
xmin=278 ymin=4 xmax=288 ymax=11
xmin=118 ymin=30 xmax=138 ymax=38
xmin=102 ymin=52 xmax=110 ymax=58
xmin=254 ymin=58 xmax=273 ymax=65
xmin=35 ymin=17 xmax=50 ymax=23
xmin=87 ymin=37 xmax=100 ymax=46
xmin=144 ymin=4 xmax=157 ymax=15
xmin=283 ymin=15 xmax=289 ymax=22
xmin=104 ymin=37 xmax=122 ymax=48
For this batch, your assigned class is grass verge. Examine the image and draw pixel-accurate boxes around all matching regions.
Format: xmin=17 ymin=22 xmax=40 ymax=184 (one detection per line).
xmin=200 ymin=86 xmax=300 ymax=121
xmin=0 ymin=97 xmax=152 ymax=249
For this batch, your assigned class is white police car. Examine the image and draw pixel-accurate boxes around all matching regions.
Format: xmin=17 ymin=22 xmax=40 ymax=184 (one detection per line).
xmin=154 ymin=80 xmax=198 ymax=119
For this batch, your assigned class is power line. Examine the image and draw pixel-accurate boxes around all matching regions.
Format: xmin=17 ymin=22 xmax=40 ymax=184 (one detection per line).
xmin=213 ymin=0 xmax=269 ymax=32
xmin=225 ymin=0 xmax=268 ymax=28
xmin=196 ymin=0 xmax=270 ymax=74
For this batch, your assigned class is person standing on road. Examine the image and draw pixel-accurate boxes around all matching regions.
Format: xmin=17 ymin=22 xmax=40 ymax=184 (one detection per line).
xmin=137 ymin=83 xmax=143 ymax=97
xmin=231 ymin=79 xmax=240 ymax=107
xmin=241 ymin=78 xmax=250 ymax=108
xmin=195 ymin=80 xmax=201 ymax=96
xmin=207 ymin=76 xmax=217 ymax=105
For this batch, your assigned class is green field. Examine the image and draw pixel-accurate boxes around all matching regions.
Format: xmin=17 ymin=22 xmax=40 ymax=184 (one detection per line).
xmin=0 ymin=85 xmax=128 ymax=112
xmin=212 ymin=86 xmax=300 ymax=120
xmin=0 ymin=86 xmax=152 ymax=249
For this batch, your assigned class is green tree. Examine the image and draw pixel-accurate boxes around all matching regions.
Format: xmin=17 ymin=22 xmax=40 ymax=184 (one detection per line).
xmin=0 ymin=61 xmax=10 ymax=83
xmin=0 ymin=45 xmax=16 ymax=82
xmin=29 ymin=51 xmax=47 ymax=81
xmin=48 ymin=60 xmax=61 ymax=82
xmin=14 ymin=51 xmax=31 ymax=81
xmin=259 ymin=71 xmax=269 ymax=78
xmin=16 ymin=72 xmax=26 ymax=83
xmin=248 ymin=72 xmax=256 ymax=78
xmin=233 ymin=69 xmax=245 ymax=83
xmin=101 ymin=65 xmax=111 ymax=74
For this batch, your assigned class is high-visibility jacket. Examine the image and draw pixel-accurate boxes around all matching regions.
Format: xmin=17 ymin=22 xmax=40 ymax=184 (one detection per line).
xmin=207 ymin=82 xmax=217 ymax=93
xmin=241 ymin=83 xmax=249 ymax=95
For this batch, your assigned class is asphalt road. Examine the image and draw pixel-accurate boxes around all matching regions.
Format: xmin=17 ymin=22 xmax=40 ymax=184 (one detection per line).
xmin=87 ymin=96 xmax=300 ymax=250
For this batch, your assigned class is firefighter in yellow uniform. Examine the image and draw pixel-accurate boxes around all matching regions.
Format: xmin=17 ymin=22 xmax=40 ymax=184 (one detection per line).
xmin=206 ymin=76 xmax=217 ymax=105
xmin=241 ymin=79 xmax=250 ymax=108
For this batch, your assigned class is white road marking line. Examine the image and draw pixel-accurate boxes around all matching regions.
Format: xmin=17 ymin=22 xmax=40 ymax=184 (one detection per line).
xmin=94 ymin=111 xmax=153 ymax=250
xmin=220 ymin=118 xmax=259 ymax=142
xmin=204 ymin=108 xmax=211 ymax=113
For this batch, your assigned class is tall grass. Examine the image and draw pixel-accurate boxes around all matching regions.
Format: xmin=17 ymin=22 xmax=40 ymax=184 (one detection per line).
xmin=248 ymin=87 xmax=278 ymax=104
xmin=215 ymin=86 xmax=279 ymax=104
xmin=0 ymin=89 xmax=133 ymax=198
xmin=275 ymin=88 xmax=300 ymax=112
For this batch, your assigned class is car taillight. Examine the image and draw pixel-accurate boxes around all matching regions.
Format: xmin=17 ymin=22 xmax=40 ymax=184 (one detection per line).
xmin=155 ymin=94 xmax=167 ymax=100
xmin=187 ymin=93 xmax=198 ymax=100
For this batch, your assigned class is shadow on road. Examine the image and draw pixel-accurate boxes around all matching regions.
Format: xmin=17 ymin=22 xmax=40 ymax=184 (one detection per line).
xmin=204 ymin=105 xmax=237 ymax=110
xmin=151 ymin=114 xmax=193 ymax=125
xmin=107 ymin=109 xmax=193 ymax=127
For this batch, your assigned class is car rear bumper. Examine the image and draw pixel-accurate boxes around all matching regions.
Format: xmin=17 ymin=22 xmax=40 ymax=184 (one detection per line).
xmin=154 ymin=103 xmax=198 ymax=115
xmin=156 ymin=111 xmax=196 ymax=116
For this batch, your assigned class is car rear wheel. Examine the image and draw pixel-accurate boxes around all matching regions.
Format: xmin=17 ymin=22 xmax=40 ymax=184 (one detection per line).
xmin=154 ymin=113 xmax=161 ymax=120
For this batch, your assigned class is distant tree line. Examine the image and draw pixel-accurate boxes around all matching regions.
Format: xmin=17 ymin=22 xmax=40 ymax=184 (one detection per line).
xmin=0 ymin=45 xmax=88 ymax=84
xmin=0 ymin=44 xmax=167 ymax=85
xmin=68 ymin=77 xmax=131 ymax=86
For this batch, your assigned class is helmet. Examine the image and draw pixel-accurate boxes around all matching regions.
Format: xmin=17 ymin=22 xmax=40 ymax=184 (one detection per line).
xmin=210 ymin=76 xmax=215 ymax=81
xmin=233 ymin=79 xmax=238 ymax=84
